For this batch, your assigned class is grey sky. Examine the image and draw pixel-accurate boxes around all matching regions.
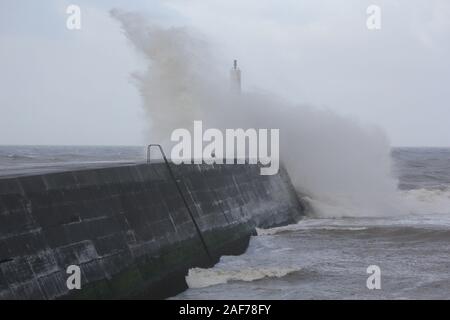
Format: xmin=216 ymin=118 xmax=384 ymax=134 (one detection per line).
xmin=0 ymin=0 xmax=449 ymax=146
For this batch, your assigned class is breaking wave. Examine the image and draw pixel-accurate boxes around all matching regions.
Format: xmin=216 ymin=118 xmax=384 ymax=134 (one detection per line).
xmin=256 ymin=225 xmax=368 ymax=236
xmin=185 ymin=266 xmax=302 ymax=289
xmin=111 ymin=9 xmax=402 ymax=219
xmin=401 ymin=188 xmax=450 ymax=215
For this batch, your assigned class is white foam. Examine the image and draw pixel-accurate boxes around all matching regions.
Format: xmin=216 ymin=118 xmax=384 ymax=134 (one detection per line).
xmin=185 ymin=266 xmax=301 ymax=289
xmin=298 ymin=186 xmax=450 ymax=219
xmin=256 ymin=224 xmax=367 ymax=236
xmin=401 ymin=188 xmax=450 ymax=215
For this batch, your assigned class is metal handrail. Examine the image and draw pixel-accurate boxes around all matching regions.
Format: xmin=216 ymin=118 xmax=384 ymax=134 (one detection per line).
xmin=146 ymin=144 xmax=212 ymax=262
xmin=147 ymin=144 xmax=169 ymax=164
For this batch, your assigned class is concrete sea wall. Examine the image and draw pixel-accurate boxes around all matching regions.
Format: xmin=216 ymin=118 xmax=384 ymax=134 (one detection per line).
xmin=0 ymin=162 xmax=304 ymax=299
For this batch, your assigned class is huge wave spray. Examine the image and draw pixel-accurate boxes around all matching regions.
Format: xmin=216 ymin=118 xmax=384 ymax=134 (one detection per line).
xmin=111 ymin=9 xmax=403 ymax=218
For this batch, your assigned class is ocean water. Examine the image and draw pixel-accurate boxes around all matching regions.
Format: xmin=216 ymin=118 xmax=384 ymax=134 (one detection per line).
xmin=174 ymin=147 xmax=450 ymax=299
xmin=0 ymin=145 xmax=147 ymax=177
xmin=0 ymin=146 xmax=449 ymax=299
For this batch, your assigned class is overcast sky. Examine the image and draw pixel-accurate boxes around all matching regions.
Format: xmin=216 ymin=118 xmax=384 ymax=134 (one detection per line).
xmin=1 ymin=0 xmax=449 ymax=146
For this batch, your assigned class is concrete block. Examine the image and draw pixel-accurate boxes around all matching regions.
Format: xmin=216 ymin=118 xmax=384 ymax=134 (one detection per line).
xmin=0 ymin=178 xmax=24 ymax=195
xmin=19 ymin=176 xmax=47 ymax=195
xmin=10 ymin=279 xmax=45 ymax=300
xmin=1 ymin=257 xmax=34 ymax=284
xmin=37 ymin=270 xmax=67 ymax=299
xmin=42 ymin=172 xmax=76 ymax=191
xmin=28 ymin=250 xmax=59 ymax=276
xmin=94 ymin=232 xmax=129 ymax=256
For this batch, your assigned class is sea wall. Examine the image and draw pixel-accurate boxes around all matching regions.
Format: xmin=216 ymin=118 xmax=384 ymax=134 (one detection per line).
xmin=0 ymin=162 xmax=304 ymax=299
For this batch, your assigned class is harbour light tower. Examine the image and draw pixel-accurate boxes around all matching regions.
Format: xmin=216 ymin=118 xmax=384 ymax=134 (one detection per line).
xmin=230 ymin=59 xmax=241 ymax=94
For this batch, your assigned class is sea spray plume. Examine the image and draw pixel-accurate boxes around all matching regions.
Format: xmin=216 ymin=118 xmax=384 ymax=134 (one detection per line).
xmin=231 ymin=95 xmax=403 ymax=217
xmin=112 ymin=9 xmax=404 ymax=217
xmin=110 ymin=9 xmax=225 ymax=144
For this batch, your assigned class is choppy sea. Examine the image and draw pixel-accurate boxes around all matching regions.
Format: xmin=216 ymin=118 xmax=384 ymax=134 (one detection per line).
xmin=1 ymin=146 xmax=449 ymax=299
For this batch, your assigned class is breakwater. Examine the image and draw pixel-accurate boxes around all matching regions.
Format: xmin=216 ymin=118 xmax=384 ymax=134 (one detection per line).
xmin=0 ymin=162 xmax=304 ymax=299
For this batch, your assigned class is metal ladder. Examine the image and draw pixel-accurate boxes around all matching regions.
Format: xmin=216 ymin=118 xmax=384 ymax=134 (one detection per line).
xmin=147 ymin=144 xmax=212 ymax=262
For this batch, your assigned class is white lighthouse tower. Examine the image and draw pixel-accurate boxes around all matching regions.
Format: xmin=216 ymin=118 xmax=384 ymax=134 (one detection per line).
xmin=230 ymin=59 xmax=241 ymax=94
